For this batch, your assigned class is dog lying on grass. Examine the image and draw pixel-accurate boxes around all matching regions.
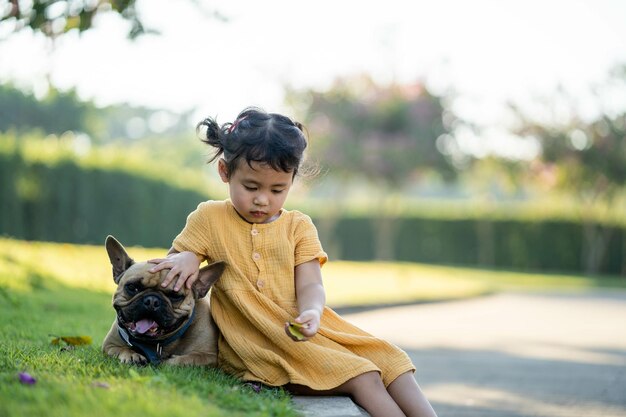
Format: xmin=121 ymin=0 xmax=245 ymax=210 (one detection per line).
xmin=102 ymin=236 xmax=224 ymax=366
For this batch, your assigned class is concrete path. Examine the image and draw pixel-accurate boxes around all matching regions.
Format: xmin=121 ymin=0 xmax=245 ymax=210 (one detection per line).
xmin=293 ymin=290 xmax=626 ymax=416
xmin=336 ymin=291 xmax=626 ymax=417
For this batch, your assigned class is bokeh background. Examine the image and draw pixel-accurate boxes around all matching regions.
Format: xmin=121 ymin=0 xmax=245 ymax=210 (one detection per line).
xmin=1 ymin=0 xmax=625 ymax=277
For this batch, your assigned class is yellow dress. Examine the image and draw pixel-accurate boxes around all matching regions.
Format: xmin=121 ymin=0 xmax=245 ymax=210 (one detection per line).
xmin=173 ymin=200 xmax=415 ymax=389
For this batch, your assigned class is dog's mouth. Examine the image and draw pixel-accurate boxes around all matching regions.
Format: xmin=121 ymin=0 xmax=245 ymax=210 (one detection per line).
xmin=117 ymin=311 xmax=188 ymax=340
xmin=127 ymin=319 xmax=160 ymax=336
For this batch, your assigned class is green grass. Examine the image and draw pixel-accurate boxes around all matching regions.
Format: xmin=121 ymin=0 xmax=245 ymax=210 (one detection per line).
xmin=0 ymin=240 xmax=296 ymax=417
xmin=1 ymin=237 xmax=624 ymax=417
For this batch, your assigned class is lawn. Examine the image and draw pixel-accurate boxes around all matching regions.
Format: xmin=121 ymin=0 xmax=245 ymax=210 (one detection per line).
xmin=0 ymin=239 xmax=296 ymax=417
xmin=1 ymin=237 xmax=623 ymax=417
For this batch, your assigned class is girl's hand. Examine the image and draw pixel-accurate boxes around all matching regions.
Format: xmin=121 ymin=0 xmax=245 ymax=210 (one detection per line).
xmin=284 ymin=309 xmax=321 ymax=342
xmin=147 ymin=251 xmax=201 ymax=291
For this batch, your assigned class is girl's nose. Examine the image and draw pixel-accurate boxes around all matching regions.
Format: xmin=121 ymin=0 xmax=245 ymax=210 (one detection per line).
xmin=254 ymin=194 xmax=268 ymax=206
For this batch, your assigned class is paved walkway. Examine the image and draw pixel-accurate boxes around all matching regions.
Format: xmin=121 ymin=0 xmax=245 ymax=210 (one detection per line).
xmin=342 ymin=291 xmax=626 ymax=417
xmin=295 ymin=290 xmax=626 ymax=417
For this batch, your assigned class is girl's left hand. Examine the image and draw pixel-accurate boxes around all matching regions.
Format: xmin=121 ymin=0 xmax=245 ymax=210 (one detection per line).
xmin=284 ymin=309 xmax=321 ymax=342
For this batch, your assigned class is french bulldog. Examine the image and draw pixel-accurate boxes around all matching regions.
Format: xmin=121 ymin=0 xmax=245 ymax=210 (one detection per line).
xmin=102 ymin=235 xmax=225 ymax=366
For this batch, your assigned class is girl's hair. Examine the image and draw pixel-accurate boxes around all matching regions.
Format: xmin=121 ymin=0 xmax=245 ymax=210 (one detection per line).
xmin=196 ymin=107 xmax=308 ymax=178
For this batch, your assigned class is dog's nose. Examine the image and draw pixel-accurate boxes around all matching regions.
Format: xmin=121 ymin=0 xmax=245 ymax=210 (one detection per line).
xmin=143 ymin=295 xmax=161 ymax=311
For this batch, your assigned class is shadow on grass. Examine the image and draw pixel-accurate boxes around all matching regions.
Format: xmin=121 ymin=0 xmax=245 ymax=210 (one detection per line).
xmin=0 ymin=271 xmax=113 ymax=345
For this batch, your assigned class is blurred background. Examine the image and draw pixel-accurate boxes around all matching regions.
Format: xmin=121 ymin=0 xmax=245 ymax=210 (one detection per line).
xmin=1 ymin=0 xmax=625 ymax=277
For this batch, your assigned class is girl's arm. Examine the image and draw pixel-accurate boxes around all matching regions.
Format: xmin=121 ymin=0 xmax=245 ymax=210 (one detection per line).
xmin=286 ymin=259 xmax=326 ymax=341
xmin=147 ymin=248 xmax=201 ymax=291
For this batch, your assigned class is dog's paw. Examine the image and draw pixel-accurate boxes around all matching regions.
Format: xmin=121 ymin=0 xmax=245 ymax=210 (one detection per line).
xmin=118 ymin=350 xmax=147 ymax=365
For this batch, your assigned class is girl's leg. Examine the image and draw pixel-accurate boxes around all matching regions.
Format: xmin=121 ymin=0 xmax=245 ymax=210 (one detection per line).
xmin=387 ymin=371 xmax=438 ymax=417
xmin=285 ymin=371 xmax=405 ymax=417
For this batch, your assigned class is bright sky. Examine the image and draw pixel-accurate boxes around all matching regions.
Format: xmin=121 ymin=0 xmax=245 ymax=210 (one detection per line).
xmin=1 ymin=0 xmax=625 ymax=157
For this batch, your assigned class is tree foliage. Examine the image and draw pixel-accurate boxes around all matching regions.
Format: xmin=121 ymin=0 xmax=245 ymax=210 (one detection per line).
xmin=0 ymin=0 xmax=147 ymax=39
xmin=514 ymin=78 xmax=626 ymax=206
xmin=0 ymin=82 xmax=193 ymax=144
xmin=512 ymin=68 xmax=626 ymax=273
xmin=291 ymin=75 xmax=457 ymax=190
xmin=0 ymin=83 xmax=91 ymax=134
xmin=524 ymin=114 xmax=625 ymax=203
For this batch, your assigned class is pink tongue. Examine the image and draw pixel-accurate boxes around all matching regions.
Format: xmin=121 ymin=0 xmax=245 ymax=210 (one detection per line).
xmin=134 ymin=319 xmax=157 ymax=334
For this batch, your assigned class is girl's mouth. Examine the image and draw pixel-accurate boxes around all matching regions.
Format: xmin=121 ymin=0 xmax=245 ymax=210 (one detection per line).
xmin=250 ymin=211 xmax=267 ymax=217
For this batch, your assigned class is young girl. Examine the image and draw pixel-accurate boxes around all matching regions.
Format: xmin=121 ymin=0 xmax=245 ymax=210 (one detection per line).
xmin=148 ymin=107 xmax=437 ymax=417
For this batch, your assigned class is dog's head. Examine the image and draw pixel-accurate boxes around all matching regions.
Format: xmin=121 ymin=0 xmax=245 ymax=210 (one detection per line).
xmin=105 ymin=235 xmax=224 ymax=341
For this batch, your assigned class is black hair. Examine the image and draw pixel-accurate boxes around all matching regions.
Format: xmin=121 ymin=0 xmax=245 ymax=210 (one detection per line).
xmin=196 ymin=107 xmax=308 ymax=178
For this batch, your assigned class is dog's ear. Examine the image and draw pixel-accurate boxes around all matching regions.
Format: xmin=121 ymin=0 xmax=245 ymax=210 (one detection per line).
xmin=105 ymin=235 xmax=135 ymax=284
xmin=193 ymin=261 xmax=225 ymax=299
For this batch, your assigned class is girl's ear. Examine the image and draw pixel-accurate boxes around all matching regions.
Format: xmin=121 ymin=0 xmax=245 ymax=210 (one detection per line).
xmin=218 ymin=158 xmax=230 ymax=183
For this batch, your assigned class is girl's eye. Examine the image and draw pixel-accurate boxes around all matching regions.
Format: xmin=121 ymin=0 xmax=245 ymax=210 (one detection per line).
xmin=244 ymin=186 xmax=257 ymax=191
xmin=272 ymin=190 xmax=284 ymax=194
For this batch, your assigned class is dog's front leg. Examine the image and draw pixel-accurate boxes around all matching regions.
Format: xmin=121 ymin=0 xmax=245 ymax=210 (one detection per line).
xmin=163 ymin=352 xmax=217 ymax=367
xmin=102 ymin=322 xmax=147 ymax=365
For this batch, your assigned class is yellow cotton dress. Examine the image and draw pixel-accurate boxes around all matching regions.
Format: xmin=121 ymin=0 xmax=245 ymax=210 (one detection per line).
xmin=173 ymin=200 xmax=415 ymax=390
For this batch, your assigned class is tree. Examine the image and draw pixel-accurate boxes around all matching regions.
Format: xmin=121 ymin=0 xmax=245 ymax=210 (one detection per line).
xmin=1 ymin=0 xmax=148 ymax=39
xmin=293 ymin=75 xmax=457 ymax=190
xmin=0 ymin=83 xmax=91 ymax=134
xmin=289 ymin=75 xmax=459 ymax=259
xmin=0 ymin=82 xmax=193 ymax=144
xmin=513 ymin=70 xmax=626 ymax=273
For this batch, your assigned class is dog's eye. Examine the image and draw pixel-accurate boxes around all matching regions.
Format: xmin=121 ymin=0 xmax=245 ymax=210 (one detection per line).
xmin=125 ymin=283 xmax=141 ymax=296
xmin=168 ymin=293 xmax=185 ymax=303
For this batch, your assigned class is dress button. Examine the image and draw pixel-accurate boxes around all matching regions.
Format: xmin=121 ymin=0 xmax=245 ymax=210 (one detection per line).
xmin=251 ymin=229 xmax=259 ymax=236
xmin=252 ymin=252 xmax=261 ymax=261
xmin=257 ymin=279 xmax=265 ymax=288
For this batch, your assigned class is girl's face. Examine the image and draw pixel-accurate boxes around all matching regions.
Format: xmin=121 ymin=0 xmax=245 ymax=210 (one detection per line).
xmin=219 ymin=159 xmax=293 ymax=224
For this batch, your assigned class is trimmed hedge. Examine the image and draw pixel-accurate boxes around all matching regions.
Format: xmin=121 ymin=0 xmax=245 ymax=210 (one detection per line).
xmin=1 ymin=137 xmax=624 ymax=275
xmin=0 ymin=150 xmax=207 ymax=248
xmin=313 ymin=216 xmax=625 ymax=275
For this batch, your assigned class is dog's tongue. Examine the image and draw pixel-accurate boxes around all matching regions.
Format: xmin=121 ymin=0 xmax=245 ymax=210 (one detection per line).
xmin=134 ymin=319 xmax=157 ymax=334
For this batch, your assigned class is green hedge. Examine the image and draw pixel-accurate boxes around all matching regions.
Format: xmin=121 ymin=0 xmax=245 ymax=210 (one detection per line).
xmin=1 ymin=135 xmax=624 ymax=275
xmin=314 ymin=216 xmax=625 ymax=275
xmin=0 ymin=148 xmax=207 ymax=248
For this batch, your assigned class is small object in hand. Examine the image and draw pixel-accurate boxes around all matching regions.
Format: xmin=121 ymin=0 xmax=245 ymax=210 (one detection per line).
xmin=18 ymin=372 xmax=36 ymax=385
xmin=288 ymin=321 xmax=306 ymax=341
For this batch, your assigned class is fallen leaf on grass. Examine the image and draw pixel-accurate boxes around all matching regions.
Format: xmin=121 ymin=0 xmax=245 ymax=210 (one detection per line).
xmin=50 ymin=335 xmax=92 ymax=346
xmin=18 ymin=372 xmax=36 ymax=385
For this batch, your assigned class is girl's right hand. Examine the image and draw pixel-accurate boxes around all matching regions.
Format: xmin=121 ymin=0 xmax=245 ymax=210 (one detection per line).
xmin=148 ymin=251 xmax=201 ymax=291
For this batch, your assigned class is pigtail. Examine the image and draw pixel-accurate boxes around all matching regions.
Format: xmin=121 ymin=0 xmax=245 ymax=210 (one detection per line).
xmin=196 ymin=117 xmax=224 ymax=163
